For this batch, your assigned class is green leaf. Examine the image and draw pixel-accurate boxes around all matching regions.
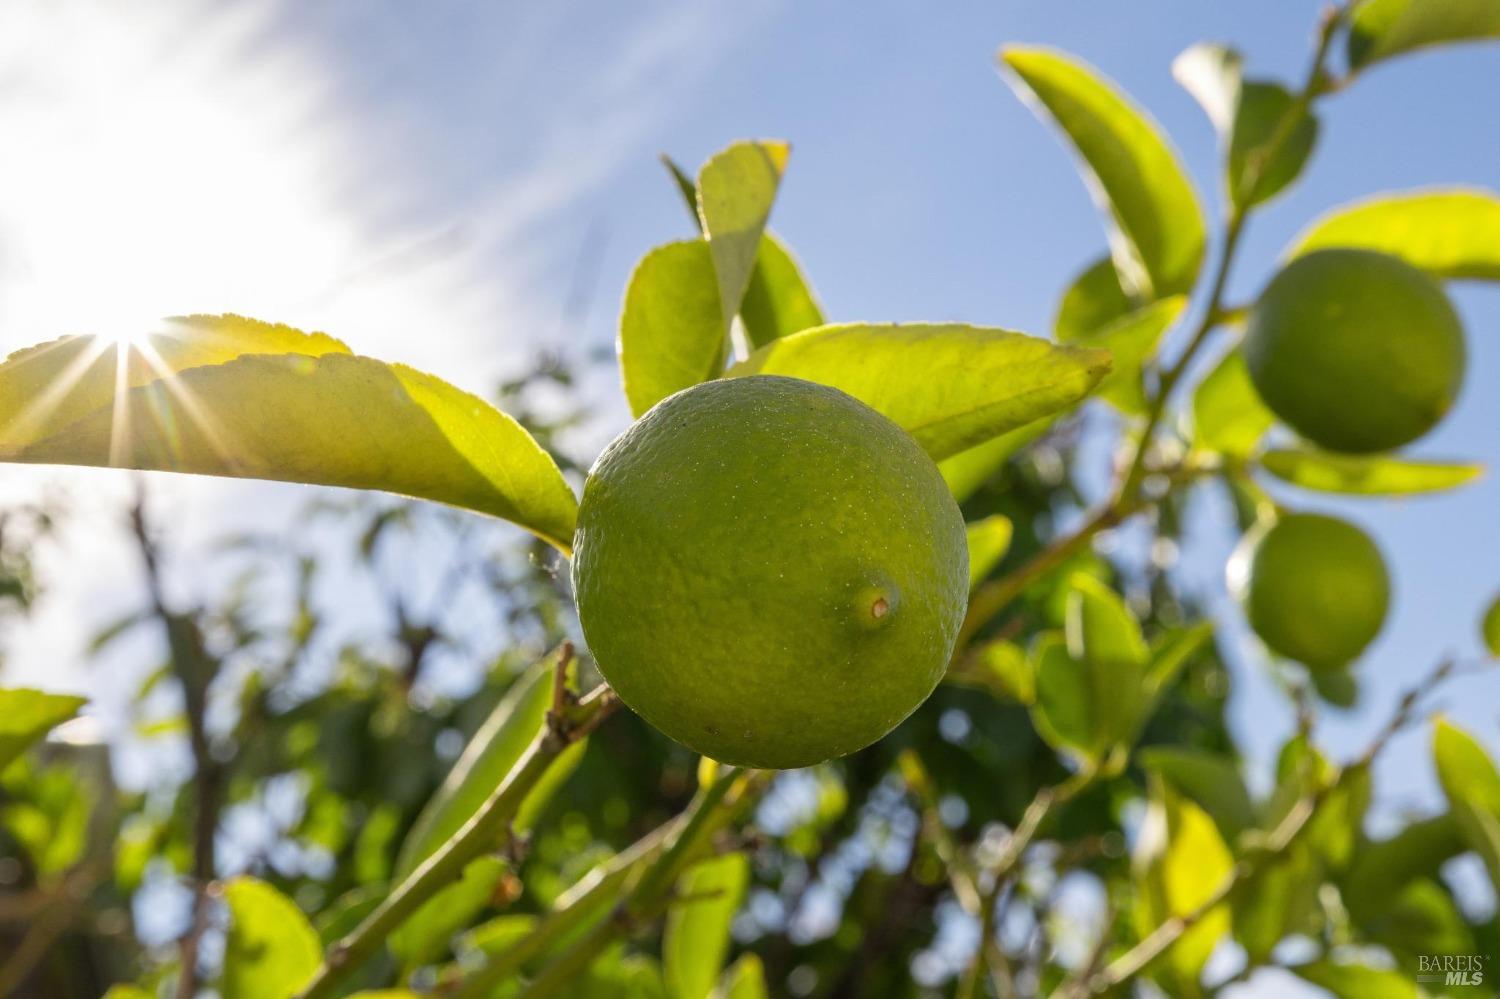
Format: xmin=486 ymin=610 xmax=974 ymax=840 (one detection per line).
xmin=1173 ymin=44 xmax=1318 ymax=208
xmin=955 ymin=639 xmax=1035 ymax=705
xmin=0 ymin=315 xmax=347 ymax=451
xmin=663 ymin=852 xmax=750 ymax=999
xmin=1192 ymin=348 xmax=1273 ymax=457
xmin=1144 ymin=622 xmax=1214 ymax=697
xmin=101 ymin=988 xmax=155 ymax=999
xmin=1065 ymin=296 xmax=1186 ymax=414
xmin=740 ymin=236 xmax=826 ymax=348
xmin=1368 ymin=877 xmax=1475 ymax=964
xmin=1054 ymin=256 xmax=1134 ymax=341
xmin=1483 ymin=593 xmax=1500 ymax=656
xmin=965 ymin=515 xmax=1013 ymax=592
xmin=1001 ymin=46 xmax=1206 ymax=298
xmin=697 ymin=140 xmax=791 ymax=331
xmin=0 ymin=688 xmax=87 ymax=773
xmin=661 ymin=154 xmax=824 ymax=349
xmin=390 ymin=855 xmax=509 ymax=967
xmin=1432 ymin=718 xmax=1500 ymax=893
xmin=1132 ymin=781 xmax=1234 ymax=995
xmin=1342 ymin=813 xmax=1465 ymax=920
xmin=1065 ymin=575 xmax=1148 ymax=668
xmin=395 ymin=650 xmax=571 ymax=879
xmin=718 ymin=954 xmax=769 ymax=999
xmin=1 ymin=334 xmax=578 ymax=552
xmin=1348 ymin=0 xmax=1500 ymax=69
xmin=1291 ymin=960 xmax=1420 ymax=999
xmin=938 ymin=421 xmax=1050 ymax=503
xmin=619 ymin=240 xmax=725 ymax=418
xmin=1289 ymin=188 xmax=1500 ymax=280
xmin=222 ymin=877 xmax=321 ymax=999
xmin=727 ymin=323 xmax=1110 ymax=461
xmin=1138 ymin=747 xmax=1254 ymax=842
xmin=1029 ymin=633 xmax=1102 ymax=763
xmin=1260 ymin=447 xmax=1483 ymax=495
xmin=1232 ymin=843 xmax=1321 ymax=964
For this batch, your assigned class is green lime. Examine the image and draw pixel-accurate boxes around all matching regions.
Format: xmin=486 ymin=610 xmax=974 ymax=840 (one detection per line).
xmin=1244 ymin=248 xmax=1465 ymax=454
xmin=572 ymin=375 xmax=967 ymax=769
xmin=1227 ymin=512 xmax=1390 ymax=670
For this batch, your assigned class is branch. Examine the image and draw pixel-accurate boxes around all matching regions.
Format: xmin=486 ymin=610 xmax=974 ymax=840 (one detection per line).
xmin=129 ymin=487 xmax=222 ymax=999
xmin=296 ymin=680 xmax=620 ymax=999
xmin=516 ymin=766 xmax=765 ymax=997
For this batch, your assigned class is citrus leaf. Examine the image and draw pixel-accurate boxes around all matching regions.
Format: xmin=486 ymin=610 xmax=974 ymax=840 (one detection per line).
xmin=1289 ymin=188 xmax=1500 ymax=281
xmin=1260 ymin=447 xmax=1483 ymax=495
xmin=1054 ymin=256 xmax=1134 ymax=341
xmin=1342 ymin=813 xmax=1465 ymax=920
xmin=1132 ymin=781 xmax=1234 ymax=993
xmin=396 ymin=649 xmax=569 ymax=879
xmin=1144 ymin=621 xmax=1213 ymax=697
xmin=727 ymin=323 xmax=1110 ymax=462
xmin=663 ymin=852 xmax=749 ymax=999
xmin=1138 ymin=747 xmax=1254 ymax=842
xmin=1001 ymin=46 xmax=1206 ymax=298
xmin=1432 ymin=718 xmax=1500 ymax=893
xmin=1173 ymin=45 xmax=1318 ymax=208
xmin=222 ymin=877 xmax=321 ymax=999
xmin=965 ymin=515 xmax=1013 ymax=592
xmin=0 ymin=315 xmax=348 ymax=451
xmin=390 ymin=855 xmax=509 ymax=967
xmin=697 ymin=140 xmax=790 ymax=331
xmin=620 ymin=240 xmax=725 ymax=418
xmin=1065 ymin=575 xmax=1147 ymax=668
xmin=938 ymin=421 xmax=1050 ymax=503
xmin=661 ymin=155 xmax=824 ymax=349
xmin=1233 ymin=843 xmax=1321 ymax=964
xmin=1483 ymin=593 xmax=1500 ymax=656
xmin=740 ymin=236 xmax=825 ymax=348
xmin=1347 ymin=0 xmax=1500 ymax=69
xmin=1029 ymin=634 xmax=1100 ymax=764
xmin=0 ymin=688 xmax=87 ymax=772
xmin=1068 ymin=296 xmax=1186 ymax=414
xmin=3 ymin=342 xmax=578 ymax=552
xmin=1192 ymin=348 xmax=1272 ymax=457
xmin=1291 ymin=959 xmax=1420 ymax=999
xmin=955 ymin=639 xmax=1034 ymax=704
xmin=719 ymin=954 xmax=769 ymax=999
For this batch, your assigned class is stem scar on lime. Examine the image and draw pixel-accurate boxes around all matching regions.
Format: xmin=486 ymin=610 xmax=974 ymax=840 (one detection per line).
xmin=571 ymin=375 xmax=967 ymax=770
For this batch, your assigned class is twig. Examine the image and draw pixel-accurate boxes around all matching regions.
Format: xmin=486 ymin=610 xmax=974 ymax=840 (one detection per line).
xmin=517 ymin=767 xmax=764 ymax=997
xmin=129 ymin=486 xmax=221 ymax=999
xmin=297 ymin=683 xmax=621 ymax=999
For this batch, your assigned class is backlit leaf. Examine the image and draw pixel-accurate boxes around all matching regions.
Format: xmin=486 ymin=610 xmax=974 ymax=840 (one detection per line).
xmin=719 ymin=954 xmax=769 ymax=999
xmin=697 ymin=140 xmax=791 ymax=331
xmin=727 ymin=323 xmax=1110 ymax=461
xmin=1292 ymin=959 xmax=1420 ymax=999
xmin=1261 ymin=448 xmax=1482 ymax=495
xmin=1289 ymin=188 xmax=1500 ymax=280
xmin=0 ymin=688 xmax=87 ymax=773
xmin=2 ymin=339 xmax=578 ymax=552
xmin=1342 ymin=813 xmax=1465 ymax=920
xmin=965 ymin=515 xmax=1013 ymax=592
xmin=663 ymin=852 xmax=750 ymax=999
xmin=1002 ymin=47 xmax=1206 ymax=298
xmin=396 ymin=649 xmax=570 ymax=878
xmin=1347 ymin=0 xmax=1500 ymax=69
xmin=1192 ymin=348 xmax=1272 ymax=456
xmin=740 ymin=236 xmax=826 ymax=348
xmin=1433 ymin=718 xmax=1500 ymax=892
xmin=222 ymin=877 xmax=321 ymax=999
xmin=620 ymin=240 xmax=725 ymax=418
xmin=390 ymin=855 xmax=509 ymax=967
xmin=1483 ymin=593 xmax=1500 ymax=656
xmin=1138 ymin=747 xmax=1254 ymax=842
xmin=1065 ymin=296 xmax=1186 ymax=414
xmin=1054 ymin=256 xmax=1134 ymax=341
xmin=938 ymin=421 xmax=1050 ymax=503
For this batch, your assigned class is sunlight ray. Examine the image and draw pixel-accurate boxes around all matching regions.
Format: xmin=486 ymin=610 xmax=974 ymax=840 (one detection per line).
xmin=0 ymin=336 xmax=116 ymax=448
xmin=128 ymin=336 xmax=243 ymax=471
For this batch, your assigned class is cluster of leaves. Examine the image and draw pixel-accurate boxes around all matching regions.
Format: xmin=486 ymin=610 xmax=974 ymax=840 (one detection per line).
xmin=1 ymin=2 xmax=1499 ymax=998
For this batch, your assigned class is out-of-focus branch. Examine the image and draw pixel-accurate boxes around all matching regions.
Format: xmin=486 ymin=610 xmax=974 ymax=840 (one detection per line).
xmin=129 ymin=486 xmax=222 ymax=999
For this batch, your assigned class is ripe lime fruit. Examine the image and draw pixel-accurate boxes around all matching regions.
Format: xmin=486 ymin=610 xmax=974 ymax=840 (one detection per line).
xmin=572 ymin=375 xmax=967 ymax=769
xmin=1244 ymin=248 xmax=1465 ymax=454
xmin=1226 ymin=512 xmax=1390 ymax=670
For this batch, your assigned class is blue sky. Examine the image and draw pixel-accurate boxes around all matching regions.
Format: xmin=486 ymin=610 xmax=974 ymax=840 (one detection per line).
xmin=0 ymin=2 xmax=1496 ymax=991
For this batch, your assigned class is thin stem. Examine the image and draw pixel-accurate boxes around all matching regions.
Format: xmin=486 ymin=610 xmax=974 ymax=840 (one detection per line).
xmin=297 ymin=683 xmax=620 ymax=999
xmin=517 ymin=767 xmax=761 ymax=998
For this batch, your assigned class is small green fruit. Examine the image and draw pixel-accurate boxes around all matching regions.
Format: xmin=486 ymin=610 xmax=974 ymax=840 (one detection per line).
xmin=572 ymin=375 xmax=967 ymax=770
xmin=1227 ymin=512 xmax=1390 ymax=670
xmin=1245 ymin=248 xmax=1465 ymax=454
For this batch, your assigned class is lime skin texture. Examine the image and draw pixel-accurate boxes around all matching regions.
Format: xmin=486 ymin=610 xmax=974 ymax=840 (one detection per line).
xmin=1227 ymin=512 xmax=1390 ymax=670
xmin=1244 ymin=248 xmax=1465 ymax=454
xmin=571 ymin=375 xmax=968 ymax=770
